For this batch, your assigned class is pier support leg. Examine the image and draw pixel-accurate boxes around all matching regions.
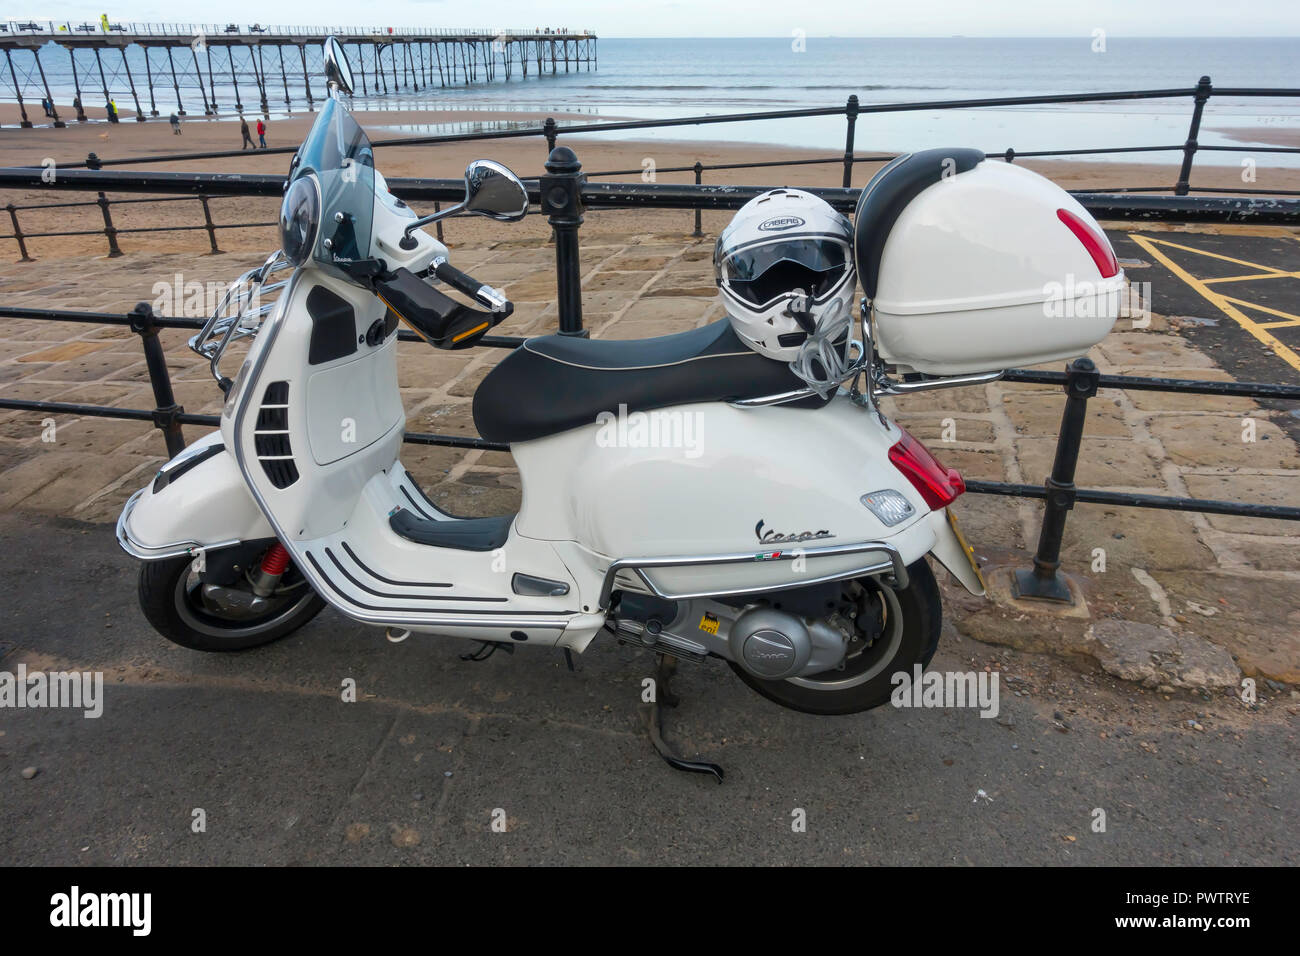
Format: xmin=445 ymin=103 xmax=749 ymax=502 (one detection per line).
xmin=227 ymin=45 xmax=244 ymax=112
xmin=205 ymin=46 xmax=218 ymax=115
xmin=118 ymin=47 xmax=146 ymax=121
xmin=165 ymin=47 xmax=185 ymax=114
xmin=142 ymin=46 xmax=159 ymax=116
xmin=31 ymin=50 xmax=64 ymax=127
xmin=92 ymin=48 xmax=118 ymax=123
xmin=255 ymin=46 xmax=270 ymax=113
xmin=3 ymin=49 xmax=33 ymax=128
xmin=298 ymin=45 xmax=314 ymax=109
xmin=279 ymin=45 xmax=291 ymax=105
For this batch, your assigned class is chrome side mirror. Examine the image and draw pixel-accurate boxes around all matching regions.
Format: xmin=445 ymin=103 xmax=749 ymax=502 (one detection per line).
xmin=462 ymin=160 xmax=529 ymax=222
xmin=403 ymin=160 xmax=529 ymax=244
xmin=323 ymin=37 xmax=354 ymax=96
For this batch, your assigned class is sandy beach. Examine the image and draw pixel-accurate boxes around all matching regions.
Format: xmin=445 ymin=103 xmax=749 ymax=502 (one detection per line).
xmin=2 ymin=104 xmax=1299 ymax=259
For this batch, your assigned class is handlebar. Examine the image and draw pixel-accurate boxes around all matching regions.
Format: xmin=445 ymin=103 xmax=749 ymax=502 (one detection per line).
xmin=432 ymin=257 xmax=512 ymax=315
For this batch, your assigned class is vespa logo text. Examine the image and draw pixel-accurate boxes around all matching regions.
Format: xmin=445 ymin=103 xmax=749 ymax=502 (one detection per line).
xmin=754 ymin=519 xmax=833 ymax=544
xmin=758 ymin=216 xmax=806 ymax=232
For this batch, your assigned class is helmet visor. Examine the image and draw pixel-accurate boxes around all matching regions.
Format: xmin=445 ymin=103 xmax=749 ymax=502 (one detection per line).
xmin=718 ymin=238 xmax=849 ymax=309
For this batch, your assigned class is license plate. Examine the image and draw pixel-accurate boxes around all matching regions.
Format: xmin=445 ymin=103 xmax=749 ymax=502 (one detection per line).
xmin=946 ymin=507 xmax=986 ymax=590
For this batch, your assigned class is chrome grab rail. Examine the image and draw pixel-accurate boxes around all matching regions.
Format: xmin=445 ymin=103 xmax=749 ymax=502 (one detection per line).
xmin=189 ymin=249 xmax=291 ymax=385
xmin=728 ymin=340 xmax=869 ymax=408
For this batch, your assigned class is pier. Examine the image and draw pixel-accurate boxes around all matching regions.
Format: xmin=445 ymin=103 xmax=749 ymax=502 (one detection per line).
xmin=0 ymin=21 xmax=598 ymax=126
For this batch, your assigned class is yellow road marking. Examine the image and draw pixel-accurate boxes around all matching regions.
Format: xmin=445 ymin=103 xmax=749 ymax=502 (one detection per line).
xmin=1203 ymin=271 xmax=1300 ymax=285
xmin=1139 ymin=237 xmax=1292 ymax=273
xmin=1129 ymin=233 xmax=1300 ymax=373
xmin=1217 ymin=295 xmax=1300 ymax=323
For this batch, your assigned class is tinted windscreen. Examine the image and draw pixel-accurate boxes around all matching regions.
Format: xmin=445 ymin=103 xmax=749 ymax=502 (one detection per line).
xmin=290 ymin=98 xmax=375 ymax=267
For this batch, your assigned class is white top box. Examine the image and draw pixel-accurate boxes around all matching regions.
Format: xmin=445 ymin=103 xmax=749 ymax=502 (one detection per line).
xmin=862 ymin=157 xmax=1125 ymax=376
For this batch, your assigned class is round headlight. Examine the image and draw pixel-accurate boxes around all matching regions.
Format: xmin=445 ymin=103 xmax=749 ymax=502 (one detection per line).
xmin=279 ymin=175 xmax=320 ymax=266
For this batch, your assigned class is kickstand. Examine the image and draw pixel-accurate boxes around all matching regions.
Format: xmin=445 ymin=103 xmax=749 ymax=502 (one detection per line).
xmin=642 ymin=653 xmax=724 ymax=783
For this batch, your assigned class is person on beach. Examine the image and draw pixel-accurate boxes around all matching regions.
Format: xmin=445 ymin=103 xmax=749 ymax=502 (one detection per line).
xmin=256 ymin=118 xmax=266 ymax=148
xmin=170 ymin=112 xmax=181 ymax=135
xmin=239 ymin=116 xmax=255 ymax=150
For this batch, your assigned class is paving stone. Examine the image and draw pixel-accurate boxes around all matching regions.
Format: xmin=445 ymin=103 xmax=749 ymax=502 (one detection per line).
xmin=1085 ymin=619 xmax=1240 ymax=690
xmin=395 ymin=351 xmax=476 ymax=389
xmin=879 ymin=387 xmax=992 ymax=415
xmin=1001 ymin=391 xmax=1131 ymax=438
xmin=15 ymin=341 xmax=111 ymax=363
xmin=1146 ymin=414 xmax=1295 ymax=469
xmin=581 ymin=271 xmax=657 ymax=293
xmin=1121 ymin=367 xmax=1260 ymax=413
xmin=1181 ymin=472 xmax=1300 ymax=536
xmin=889 ymin=414 xmax=996 ymax=445
xmin=1097 ymin=332 xmax=1217 ymax=370
xmin=1015 ymin=436 xmax=1164 ymax=488
xmin=23 ymin=352 xmax=146 ymax=384
xmin=1154 ymin=570 xmax=1300 ymax=683
xmin=1058 ymin=504 xmax=1214 ymax=573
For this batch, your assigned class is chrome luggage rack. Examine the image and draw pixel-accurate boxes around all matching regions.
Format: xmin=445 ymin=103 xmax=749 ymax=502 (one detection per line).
xmin=189 ymin=249 xmax=293 ymax=386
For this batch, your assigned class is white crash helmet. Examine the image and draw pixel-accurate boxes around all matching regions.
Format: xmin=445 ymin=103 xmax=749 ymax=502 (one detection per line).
xmin=714 ymin=188 xmax=856 ymax=394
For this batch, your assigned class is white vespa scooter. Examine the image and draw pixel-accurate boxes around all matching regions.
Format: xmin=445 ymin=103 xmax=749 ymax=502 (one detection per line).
xmin=117 ymin=40 xmax=1123 ymax=764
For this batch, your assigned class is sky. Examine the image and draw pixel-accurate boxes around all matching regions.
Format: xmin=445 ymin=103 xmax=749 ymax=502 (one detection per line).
xmin=7 ymin=0 xmax=1300 ymax=38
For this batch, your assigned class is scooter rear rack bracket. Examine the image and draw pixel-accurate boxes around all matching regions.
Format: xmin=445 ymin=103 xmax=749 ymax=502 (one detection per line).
xmin=642 ymin=654 xmax=724 ymax=783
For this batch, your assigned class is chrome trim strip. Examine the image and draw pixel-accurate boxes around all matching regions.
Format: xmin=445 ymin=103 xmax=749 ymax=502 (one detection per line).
xmin=597 ymin=539 xmax=909 ymax=610
xmin=115 ymin=488 xmax=242 ymax=561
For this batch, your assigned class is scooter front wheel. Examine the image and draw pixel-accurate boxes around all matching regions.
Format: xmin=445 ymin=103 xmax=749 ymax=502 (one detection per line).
xmin=728 ymin=559 xmax=942 ymax=715
xmin=137 ymin=552 xmax=325 ymax=652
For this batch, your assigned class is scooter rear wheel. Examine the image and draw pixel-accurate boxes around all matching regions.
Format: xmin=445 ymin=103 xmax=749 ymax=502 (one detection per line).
xmin=728 ymin=559 xmax=942 ymax=715
xmin=138 ymin=552 xmax=325 ymax=652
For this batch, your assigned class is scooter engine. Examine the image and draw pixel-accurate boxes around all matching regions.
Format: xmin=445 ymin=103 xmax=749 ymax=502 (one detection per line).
xmin=728 ymin=607 xmax=848 ymax=680
xmin=610 ymin=592 xmax=849 ymax=680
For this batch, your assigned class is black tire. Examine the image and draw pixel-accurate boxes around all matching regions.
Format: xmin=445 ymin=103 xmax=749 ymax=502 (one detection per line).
xmin=138 ymin=553 xmax=325 ymax=652
xmin=729 ymin=559 xmax=942 ymax=715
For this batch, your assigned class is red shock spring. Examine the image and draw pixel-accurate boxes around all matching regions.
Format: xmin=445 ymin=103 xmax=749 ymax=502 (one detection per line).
xmin=260 ymin=543 xmax=291 ymax=576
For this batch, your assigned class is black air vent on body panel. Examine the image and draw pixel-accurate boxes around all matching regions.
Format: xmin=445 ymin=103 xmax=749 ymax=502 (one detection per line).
xmin=255 ymin=380 xmax=298 ymax=488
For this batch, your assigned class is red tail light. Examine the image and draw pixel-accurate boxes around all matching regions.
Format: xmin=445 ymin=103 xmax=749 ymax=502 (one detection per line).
xmin=1057 ymin=208 xmax=1119 ymax=279
xmin=888 ymin=427 xmax=965 ymax=511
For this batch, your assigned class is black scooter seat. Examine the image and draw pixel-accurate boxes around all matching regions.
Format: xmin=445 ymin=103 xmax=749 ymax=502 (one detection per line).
xmin=472 ymin=319 xmax=818 ymax=444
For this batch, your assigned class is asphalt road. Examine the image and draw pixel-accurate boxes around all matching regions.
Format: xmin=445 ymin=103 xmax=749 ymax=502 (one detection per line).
xmin=0 ymin=512 xmax=1295 ymax=865
xmin=1110 ymin=229 xmax=1300 ymax=445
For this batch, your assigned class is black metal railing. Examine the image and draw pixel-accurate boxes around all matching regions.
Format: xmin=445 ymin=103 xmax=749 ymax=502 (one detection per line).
xmin=2 ymin=140 xmax=1300 ymax=603
xmin=4 ymin=78 xmax=1300 ymax=256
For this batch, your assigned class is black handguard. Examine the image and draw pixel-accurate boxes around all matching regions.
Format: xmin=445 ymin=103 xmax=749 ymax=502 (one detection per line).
xmin=432 ymin=258 xmax=512 ymax=314
xmin=374 ymin=267 xmax=510 ymax=350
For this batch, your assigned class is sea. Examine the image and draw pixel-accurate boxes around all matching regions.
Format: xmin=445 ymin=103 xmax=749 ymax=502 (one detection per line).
xmin=10 ymin=35 xmax=1300 ymax=163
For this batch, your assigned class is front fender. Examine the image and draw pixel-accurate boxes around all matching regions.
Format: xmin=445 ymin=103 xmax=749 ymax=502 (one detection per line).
xmin=117 ymin=432 xmax=272 ymax=560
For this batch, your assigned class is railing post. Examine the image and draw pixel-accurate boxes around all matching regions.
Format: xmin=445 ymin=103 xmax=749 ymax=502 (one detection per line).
xmin=541 ymin=145 xmax=586 ymax=337
xmin=198 ymin=194 xmax=221 ymax=253
xmin=96 ymin=192 xmax=123 ymax=257
xmin=433 ymin=201 xmax=444 ymax=243
xmin=1175 ymin=75 xmax=1212 ymax=197
xmin=1012 ymin=357 xmax=1100 ymax=604
xmin=693 ymin=161 xmax=704 ymax=238
xmin=842 ymin=94 xmax=859 ymax=188
xmin=6 ymin=204 xmax=33 ymax=262
xmin=129 ymin=302 xmax=186 ymax=458
xmin=543 ymin=116 xmax=558 ymax=153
